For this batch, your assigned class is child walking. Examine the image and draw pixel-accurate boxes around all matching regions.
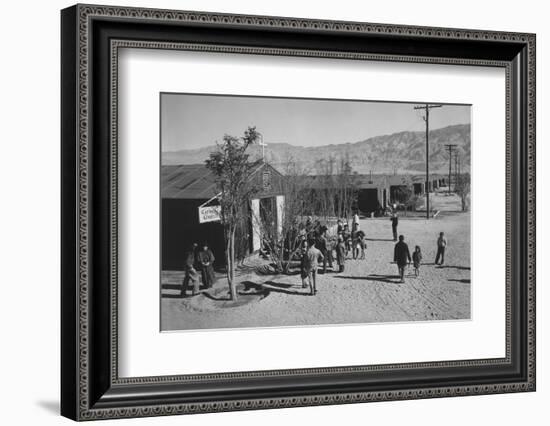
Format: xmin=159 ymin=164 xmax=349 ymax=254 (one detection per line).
xmin=412 ymin=245 xmax=422 ymax=277
xmin=357 ymin=229 xmax=367 ymax=260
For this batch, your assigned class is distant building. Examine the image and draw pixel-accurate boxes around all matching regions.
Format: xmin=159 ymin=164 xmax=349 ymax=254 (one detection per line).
xmin=300 ymin=173 xmax=390 ymax=216
xmin=355 ymin=174 xmax=389 ymax=215
xmin=412 ymin=175 xmax=425 ymax=195
xmin=161 ymin=163 xmax=285 ymax=271
xmin=412 ymin=174 xmax=448 ymax=193
xmin=388 ymin=175 xmax=414 ymax=204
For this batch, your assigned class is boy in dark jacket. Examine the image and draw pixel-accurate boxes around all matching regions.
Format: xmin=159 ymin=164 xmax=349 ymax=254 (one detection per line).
xmin=393 ymin=235 xmax=411 ymax=283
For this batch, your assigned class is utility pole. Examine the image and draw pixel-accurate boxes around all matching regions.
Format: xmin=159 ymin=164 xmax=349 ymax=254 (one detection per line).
xmin=457 ymin=154 xmax=461 ymax=186
xmin=455 ymin=152 xmax=458 ymax=192
xmin=414 ymin=104 xmax=442 ymax=219
xmin=444 ymin=144 xmax=457 ymax=195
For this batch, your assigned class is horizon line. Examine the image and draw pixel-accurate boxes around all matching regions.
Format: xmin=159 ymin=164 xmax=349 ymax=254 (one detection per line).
xmin=162 ymin=122 xmax=470 ymax=153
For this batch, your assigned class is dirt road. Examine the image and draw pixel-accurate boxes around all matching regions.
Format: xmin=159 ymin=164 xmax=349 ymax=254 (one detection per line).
xmin=161 ymin=205 xmax=471 ymax=331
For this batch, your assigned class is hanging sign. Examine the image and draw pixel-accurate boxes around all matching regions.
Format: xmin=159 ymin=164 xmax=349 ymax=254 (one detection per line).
xmin=198 ymin=205 xmax=221 ymax=223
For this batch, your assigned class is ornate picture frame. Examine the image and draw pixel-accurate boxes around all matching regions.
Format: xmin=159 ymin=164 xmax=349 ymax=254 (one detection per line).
xmin=61 ymin=4 xmax=535 ymax=421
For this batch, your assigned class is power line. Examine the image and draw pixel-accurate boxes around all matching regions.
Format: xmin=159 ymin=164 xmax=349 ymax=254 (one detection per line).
xmin=414 ymin=104 xmax=442 ymax=219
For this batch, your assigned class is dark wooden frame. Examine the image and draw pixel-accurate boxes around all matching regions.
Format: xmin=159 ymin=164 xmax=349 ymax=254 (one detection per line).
xmin=61 ymin=4 xmax=536 ymax=421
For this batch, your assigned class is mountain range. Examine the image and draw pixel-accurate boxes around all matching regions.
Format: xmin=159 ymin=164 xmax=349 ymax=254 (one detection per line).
xmin=162 ymin=123 xmax=470 ymax=175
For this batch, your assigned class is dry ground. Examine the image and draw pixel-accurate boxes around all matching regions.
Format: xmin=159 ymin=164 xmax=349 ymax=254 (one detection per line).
xmin=161 ymin=192 xmax=470 ymax=331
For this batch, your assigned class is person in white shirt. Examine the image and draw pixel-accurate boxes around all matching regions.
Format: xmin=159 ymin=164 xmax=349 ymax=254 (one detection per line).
xmin=305 ymin=239 xmax=324 ymax=295
xmin=352 ymin=211 xmax=360 ymax=230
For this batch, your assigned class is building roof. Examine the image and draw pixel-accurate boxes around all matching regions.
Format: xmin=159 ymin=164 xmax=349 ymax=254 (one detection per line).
xmin=387 ymin=175 xmax=414 ymax=186
xmin=412 ymin=174 xmax=448 ymax=182
xmin=161 ymin=164 xmax=218 ymax=199
xmin=299 ymin=173 xmax=389 ymax=190
xmin=161 ymin=165 xmax=450 ymax=199
xmin=354 ymin=174 xmax=388 ymax=189
xmin=161 ymin=163 xmax=283 ymax=199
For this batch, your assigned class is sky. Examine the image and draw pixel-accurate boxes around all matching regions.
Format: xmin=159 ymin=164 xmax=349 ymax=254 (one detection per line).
xmin=161 ymin=93 xmax=471 ymax=152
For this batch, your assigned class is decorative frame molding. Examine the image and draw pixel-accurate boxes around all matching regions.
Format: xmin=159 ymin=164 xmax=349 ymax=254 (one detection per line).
xmin=61 ymin=4 xmax=535 ymax=421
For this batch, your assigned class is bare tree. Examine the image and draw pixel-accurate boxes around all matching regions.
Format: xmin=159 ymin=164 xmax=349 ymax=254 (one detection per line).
xmin=334 ymin=155 xmax=359 ymax=221
xmin=251 ymin=156 xmax=312 ymax=273
xmin=455 ymin=173 xmax=471 ymax=212
xmin=389 ymin=157 xmax=405 ymax=176
xmin=394 ymin=186 xmax=414 ymax=216
xmin=253 ymin=154 xmax=360 ymax=274
xmin=205 ymin=127 xmax=262 ymax=300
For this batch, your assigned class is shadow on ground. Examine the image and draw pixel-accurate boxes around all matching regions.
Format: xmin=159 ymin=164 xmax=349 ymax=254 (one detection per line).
xmin=335 ymin=274 xmax=406 ymax=284
xmin=236 ymin=263 xmax=280 ymax=276
xmin=194 ymin=284 xmax=270 ymax=308
xmin=179 ymin=278 xmax=318 ymax=311
xmin=161 ymin=283 xmax=181 ymax=291
xmin=241 ymin=281 xmax=312 ymax=297
xmin=436 ymin=265 xmax=471 ymax=271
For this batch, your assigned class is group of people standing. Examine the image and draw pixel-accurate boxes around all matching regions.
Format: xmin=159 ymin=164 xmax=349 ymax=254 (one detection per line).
xmin=298 ymin=212 xmax=368 ymax=295
xmin=337 ymin=217 xmax=368 ymax=263
xmin=181 ymin=242 xmax=217 ymax=297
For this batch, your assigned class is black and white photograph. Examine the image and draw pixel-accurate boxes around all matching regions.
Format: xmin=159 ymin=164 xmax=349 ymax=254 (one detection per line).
xmin=160 ymin=93 xmax=472 ymax=331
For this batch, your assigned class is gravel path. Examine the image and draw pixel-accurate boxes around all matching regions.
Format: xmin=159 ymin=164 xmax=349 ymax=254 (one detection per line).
xmin=161 ymin=202 xmax=470 ymax=331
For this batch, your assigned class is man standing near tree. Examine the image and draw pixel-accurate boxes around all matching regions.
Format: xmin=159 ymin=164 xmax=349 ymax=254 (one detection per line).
xmin=197 ymin=242 xmax=216 ymax=289
xmin=181 ymin=243 xmax=200 ymax=297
